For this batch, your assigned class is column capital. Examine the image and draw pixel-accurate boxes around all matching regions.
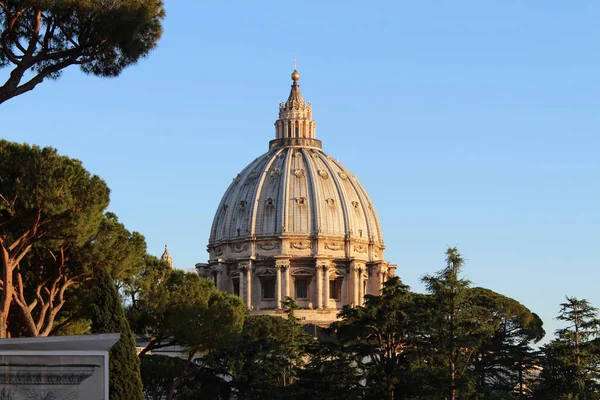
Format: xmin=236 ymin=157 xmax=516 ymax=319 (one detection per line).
xmin=275 ymin=258 xmax=291 ymax=269
xmin=351 ymin=262 xmax=365 ymax=272
xmin=238 ymin=260 xmax=252 ymax=271
xmin=315 ymin=259 xmax=332 ymax=270
xmin=213 ymin=264 xmax=225 ymax=274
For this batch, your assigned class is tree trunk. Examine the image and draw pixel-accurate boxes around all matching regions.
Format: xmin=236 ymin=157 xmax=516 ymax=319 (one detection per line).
xmin=0 ymin=250 xmax=14 ymax=338
xmin=166 ymin=350 xmax=196 ymax=400
xmin=450 ymin=359 xmax=456 ymax=400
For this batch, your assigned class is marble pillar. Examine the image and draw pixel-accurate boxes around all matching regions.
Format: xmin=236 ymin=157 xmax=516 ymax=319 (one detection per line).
xmin=276 ymin=264 xmax=282 ymax=309
xmin=276 ymin=259 xmax=291 ymax=305
xmin=238 ymin=261 xmax=252 ymax=310
xmin=323 ymin=264 xmax=331 ymax=309
xmin=316 ymin=265 xmax=323 ymax=309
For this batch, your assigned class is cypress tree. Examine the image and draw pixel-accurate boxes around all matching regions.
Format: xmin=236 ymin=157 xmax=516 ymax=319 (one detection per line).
xmin=90 ymin=269 xmax=144 ymax=400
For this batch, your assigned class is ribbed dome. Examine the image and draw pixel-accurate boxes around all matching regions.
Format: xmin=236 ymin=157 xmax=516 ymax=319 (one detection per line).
xmin=202 ymin=68 xmax=395 ymax=319
xmin=209 ymin=147 xmax=383 ymax=246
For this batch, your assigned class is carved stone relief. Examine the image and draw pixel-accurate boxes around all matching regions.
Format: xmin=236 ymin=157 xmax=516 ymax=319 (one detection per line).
xmin=354 ymin=244 xmax=367 ymax=253
xmin=257 ymin=241 xmax=279 ymax=251
xmin=324 ymin=242 xmax=344 ymax=251
xmin=290 ymin=241 xmax=312 ymax=250
xmin=231 ymin=243 xmax=248 ymax=253
xmin=291 ymin=268 xmax=313 ymax=276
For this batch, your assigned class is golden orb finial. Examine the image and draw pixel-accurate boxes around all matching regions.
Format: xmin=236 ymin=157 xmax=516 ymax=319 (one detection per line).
xmin=291 ymin=69 xmax=300 ymax=81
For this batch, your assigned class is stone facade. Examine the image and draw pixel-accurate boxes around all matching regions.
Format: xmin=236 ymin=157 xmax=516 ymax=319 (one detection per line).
xmin=200 ymin=69 xmax=397 ymax=322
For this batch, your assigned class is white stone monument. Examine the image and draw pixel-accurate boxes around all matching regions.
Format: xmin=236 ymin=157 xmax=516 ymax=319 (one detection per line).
xmin=0 ymin=333 xmax=120 ymax=400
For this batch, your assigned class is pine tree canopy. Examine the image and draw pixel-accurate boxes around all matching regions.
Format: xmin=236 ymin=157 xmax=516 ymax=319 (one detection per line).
xmin=0 ymin=0 xmax=165 ymax=104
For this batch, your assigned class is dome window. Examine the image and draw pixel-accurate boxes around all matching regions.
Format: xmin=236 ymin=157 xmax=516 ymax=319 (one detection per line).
xmin=294 ymin=168 xmax=305 ymax=177
xmin=296 ymin=197 xmax=306 ymax=205
xmin=326 ymin=198 xmax=335 ymax=206
xmin=240 ymin=200 xmax=246 ymax=209
xmin=352 ymin=201 xmax=359 ymax=209
xmin=266 ymin=198 xmax=274 ymax=207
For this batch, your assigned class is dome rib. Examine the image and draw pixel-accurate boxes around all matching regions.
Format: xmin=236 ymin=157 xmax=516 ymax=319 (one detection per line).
xmin=249 ymin=148 xmax=283 ymax=237
xmin=331 ymin=157 xmax=383 ymax=243
xmin=210 ymin=159 xmax=257 ymax=243
xmin=301 ymin=148 xmax=321 ymax=235
xmin=316 ymin=151 xmax=351 ymax=238
xmin=280 ymin=148 xmax=292 ymax=234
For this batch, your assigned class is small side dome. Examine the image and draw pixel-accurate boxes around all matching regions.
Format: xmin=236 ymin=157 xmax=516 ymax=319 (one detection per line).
xmin=161 ymin=244 xmax=173 ymax=268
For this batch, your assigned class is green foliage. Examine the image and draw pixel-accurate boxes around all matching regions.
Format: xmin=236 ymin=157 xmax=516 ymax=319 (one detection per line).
xmin=0 ymin=0 xmax=165 ymax=103
xmin=0 ymin=140 xmax=111 ymax=337
xmin=0 ymin=140 xmax=109 ymax=248
xmin=419 ymin=247 xmax=489 ymax=400
xmin=220 ymin=315 xmax=297 ymax=398
xmin=295 ymin=337 xmax=363 ymax=399
xmin=75 ymin=212 xmax=147 ymax=281
xmin=127 ymin=266 xmax=244 ymax=356
xmin=125 ymin=263 xmax=244 ymax=400
xmin=468 ymin=288 xmax=545 ymax=399
xmin=192 ymin=301 xmax=312 ymax=400
xmin=328 ymin=247 xmax=546 ymax=400
xmin=90 ymin=269 xmax=143 ymax=400
xmin=140 ymin=355 xmax=186 ymax=400
xmin=535 ymin=297 xmax=600 ymax=399
xmin=333 ymin=277 xmax=415 ymax=399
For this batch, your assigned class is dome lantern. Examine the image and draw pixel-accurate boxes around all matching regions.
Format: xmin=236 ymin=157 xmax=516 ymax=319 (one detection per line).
xmin=271 ymin=66 xmax=320 ymax=150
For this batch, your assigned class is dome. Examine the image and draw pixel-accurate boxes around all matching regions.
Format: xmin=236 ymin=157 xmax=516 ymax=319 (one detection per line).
xmin=209 ymin=147 xmax=384 ymax=254
xmin=203 ymin=68 xmax=395 ymax=321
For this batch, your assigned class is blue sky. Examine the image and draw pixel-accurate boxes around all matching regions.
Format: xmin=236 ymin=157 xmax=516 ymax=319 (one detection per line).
xmin=2 ymin=1 xmax=599 ymax=341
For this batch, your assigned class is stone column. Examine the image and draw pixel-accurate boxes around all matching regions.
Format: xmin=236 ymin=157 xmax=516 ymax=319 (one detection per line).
xmin=238 ymin=261 xmax=252 ymax=310
xmin=351 ymin=262 xmax=359 ymax=307
xmin=238 ymin=265 xmax=245 ymax=308
xmin=358 ymin=267 xmax=364 ymax=306
xmin=215 ymin=263 xmax=227 ymax=291
xmin=316 ymin=264 xmax=323 ymax=309
xmin=246 ymin=261 xmax=252 ymax=309
xmin=276 ymin=259 xmax=291 ymax=304
xmin=323 ymin=263 xmax=331 ymax=309
xmin=276 ymin=263 xmax=282 ymax=309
